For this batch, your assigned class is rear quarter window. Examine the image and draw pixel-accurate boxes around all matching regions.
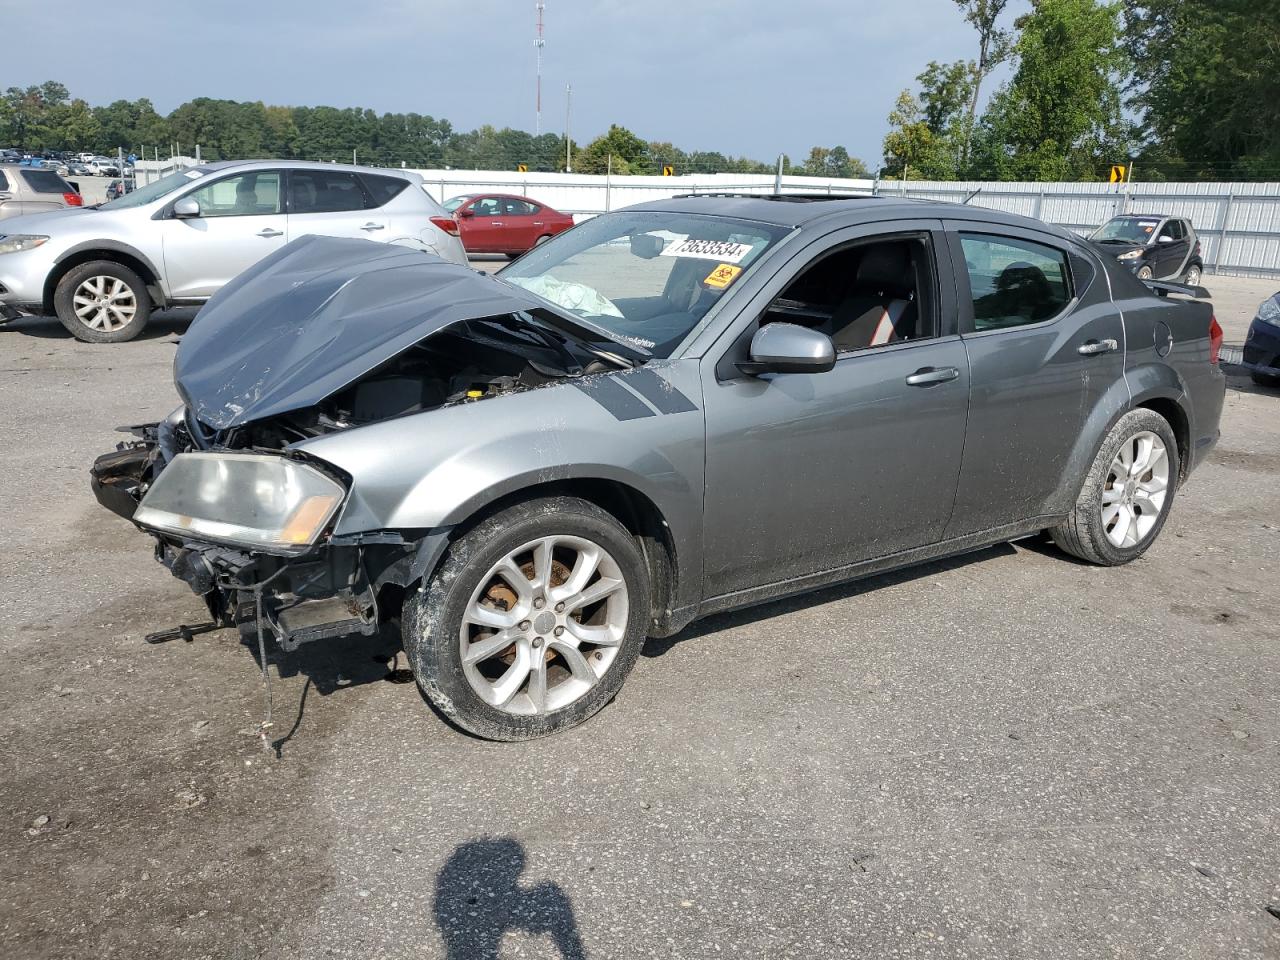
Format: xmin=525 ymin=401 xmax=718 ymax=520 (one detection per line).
xmin=358 ymin=173 xmax=410 ymax=208
xmin=19 ymin=169 xmax=72 ymax=194
xmin=0 ymin=169 xmax=10 ymax=191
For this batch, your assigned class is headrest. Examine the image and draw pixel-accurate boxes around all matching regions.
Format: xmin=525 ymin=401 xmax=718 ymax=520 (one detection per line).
xmin=855 ymin=243 xmax=914 ymax=296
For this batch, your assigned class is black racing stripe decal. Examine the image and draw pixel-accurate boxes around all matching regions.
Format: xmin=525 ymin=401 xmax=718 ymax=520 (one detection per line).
xmin=620 ymin=368 xmax=699 ymax=415
xmin=573 ymin=376 xmax=655 ymax=421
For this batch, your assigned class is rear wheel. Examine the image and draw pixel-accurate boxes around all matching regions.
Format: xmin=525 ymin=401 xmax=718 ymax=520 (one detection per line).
xmin=54 ymin=260 xmax=151 ymax=343
xmin=403 ymin=496 xmax=651 ymax=740
xmin=1251 ymin=370 xmax=1280 ymax=389
xmin=1051 ymin=409 xmax=1179 ymax=566
xmin=1183 ymin=263 xmax=1202 ymax=286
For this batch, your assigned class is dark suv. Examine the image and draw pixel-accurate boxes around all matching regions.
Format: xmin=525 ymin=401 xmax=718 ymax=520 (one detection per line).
xmin=1089 ymin=214 xmax=1203 ymax=285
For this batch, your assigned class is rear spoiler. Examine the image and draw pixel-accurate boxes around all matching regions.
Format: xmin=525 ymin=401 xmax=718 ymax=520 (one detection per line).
xmin=1144 ymin=279 xmax=1211 ymax=300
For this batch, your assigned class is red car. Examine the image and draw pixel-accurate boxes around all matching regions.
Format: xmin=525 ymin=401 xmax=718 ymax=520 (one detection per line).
xmin=443 ymin=193 xmax=575 ymax=257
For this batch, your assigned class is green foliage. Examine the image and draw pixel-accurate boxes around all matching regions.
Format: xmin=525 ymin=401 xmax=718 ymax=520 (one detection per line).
xmin=1125 ymin=0 xmax=1280 ymax=180
xmin=577 ymin=124 xmax=650 ymax=174
xmin=797 ymin=145 xmax=870 ymax=179
xmin=968 ymin=0 xmax=1132 ymax=180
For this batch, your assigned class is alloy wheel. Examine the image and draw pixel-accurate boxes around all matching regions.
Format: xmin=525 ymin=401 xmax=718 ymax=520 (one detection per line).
xmin=72 ymin=276 xmax=137 ymax=332
xmin=1102 ymin=431 xmax=1169 ymax=548
xmin=459 ymin=535 xmax=630 ymax=716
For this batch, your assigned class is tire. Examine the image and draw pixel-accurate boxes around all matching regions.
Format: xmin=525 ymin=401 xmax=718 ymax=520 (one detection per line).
xmin=1136 ymin=265 xmax=1154 ymax=281
xmin=54 ymin=260 xmax=151 ymax=343
xmin=1050 ymin=409 xmax=1180 ymax=566
xmin=1183 ymin=263 xmax=1202 ymax=286
xmin=1251 ymin=370 xmax=1280 ymax=389
xmin=402 ymin=496 xmax=651 ymax=740
xmin=534 ymin=234 xmax=552 ymax=246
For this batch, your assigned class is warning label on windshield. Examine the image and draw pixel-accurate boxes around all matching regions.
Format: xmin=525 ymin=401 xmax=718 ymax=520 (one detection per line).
xmin=662 ymin=238 xmax=754 ymax=263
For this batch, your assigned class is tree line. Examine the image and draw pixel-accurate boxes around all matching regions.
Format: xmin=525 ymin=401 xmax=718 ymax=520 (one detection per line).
xmin=0 ymin=83 xmax=866 ymax=179
xmin=4 ymin=0 xmax=1275 ymax=183
xmin=883 ymin=0 xmax=1280 ymax=182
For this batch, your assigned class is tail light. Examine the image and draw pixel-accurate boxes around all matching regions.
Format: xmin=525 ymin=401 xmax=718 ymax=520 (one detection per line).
xmin=1208 ymin=314 xmax=1223 ymax=365
xmin=430 ymin=216 xmax=459 ymax=236
xmin=63 ymin=192 xmax=82 ymax=207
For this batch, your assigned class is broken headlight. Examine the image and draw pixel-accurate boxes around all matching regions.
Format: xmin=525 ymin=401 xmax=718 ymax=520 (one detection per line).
xmin=133 ymin=452 xmax=346 ymax=554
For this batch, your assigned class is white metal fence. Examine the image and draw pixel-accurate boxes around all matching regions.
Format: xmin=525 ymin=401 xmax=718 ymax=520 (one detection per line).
xmin=133 ymin=161 xmax=1280 ymax=279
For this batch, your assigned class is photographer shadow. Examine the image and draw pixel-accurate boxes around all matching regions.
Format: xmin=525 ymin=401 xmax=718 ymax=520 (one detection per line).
xmin=434 ymin=837 xmax=587 ymax=960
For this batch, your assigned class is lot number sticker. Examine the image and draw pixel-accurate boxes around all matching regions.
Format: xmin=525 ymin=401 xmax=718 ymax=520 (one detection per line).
xmin=703 ymin=264 xmax=742 ymax=288
xmin=662 ymin=238 xmax=755 ymax=263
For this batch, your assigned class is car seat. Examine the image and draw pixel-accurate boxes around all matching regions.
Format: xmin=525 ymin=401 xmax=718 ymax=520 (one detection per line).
xmin=829 ymin=244 xmax=919 ymax=351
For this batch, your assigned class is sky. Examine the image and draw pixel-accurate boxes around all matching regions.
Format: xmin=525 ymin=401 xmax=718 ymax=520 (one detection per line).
xmin=7 ymin=0 xmax=1025 ymax=167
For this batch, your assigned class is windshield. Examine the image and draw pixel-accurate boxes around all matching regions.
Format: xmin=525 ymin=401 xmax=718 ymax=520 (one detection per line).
xmin=442 ymin=195 xmax=470 ymax=212
xmin=99 ymin=168 xmax=206 ymax=210
xmin=1091 ymin=216 xmax=1160 ymax=244
xmin=498 ymin=211 xmax=789 ymax=357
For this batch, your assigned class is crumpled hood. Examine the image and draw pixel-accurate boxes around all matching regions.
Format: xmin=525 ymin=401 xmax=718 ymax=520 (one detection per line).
xmin=174 ymin=235 xmax=548 ymax=429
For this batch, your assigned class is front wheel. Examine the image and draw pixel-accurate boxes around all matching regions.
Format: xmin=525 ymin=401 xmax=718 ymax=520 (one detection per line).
xmin=403 ymin=497 xmax=651 ymax=740
xmin=1051 ymin=409 xmax=1179 ymax=565
xmin=1136 ymin=265 xmax=1154 ymax=281
xmin=54 ymin=260 xmax=151 ymax=343
xmin=1251 ymin=370 xmax=1280 ymax=389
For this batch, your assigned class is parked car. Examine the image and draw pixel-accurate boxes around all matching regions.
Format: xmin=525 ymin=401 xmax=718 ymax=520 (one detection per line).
xmin=1242 ymin=290 xmax=1280 ymax=387
xmin=89 ymin=194 xmax=1225 ymax=740
xmin=65 ymin=160 xmax=91 ymax=177
xmin=0 ymin=159 xmax=468 ymax=342
xmin=105 ymin=179 xmax=133 ymax=201
xmin=84 ymin=159 xmax=120 ymax=177
xmin=443 ymin=193 xmax=575 ymax=257
xmin=1088 ymin=214 xmax=1203 ymax=284
xmin=0 ymin=163 xmax=82 ymax=221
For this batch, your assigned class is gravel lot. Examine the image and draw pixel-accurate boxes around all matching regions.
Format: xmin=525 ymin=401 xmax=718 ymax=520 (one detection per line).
xmin=1 ymin=273 xmax=1277 ymax=959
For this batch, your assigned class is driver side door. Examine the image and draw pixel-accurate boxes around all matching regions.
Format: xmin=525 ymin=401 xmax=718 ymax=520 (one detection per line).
xmin=699 ymin=222 xmax=971 ymax=601
xmin=159 ymin=170 xmax=287 ymax=299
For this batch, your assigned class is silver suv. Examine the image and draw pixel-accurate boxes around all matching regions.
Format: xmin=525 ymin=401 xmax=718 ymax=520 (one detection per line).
xmin=0 ymin=160 xmax=469 ymax=342
xmin=0 ymin=163 xmax=82 ymax=220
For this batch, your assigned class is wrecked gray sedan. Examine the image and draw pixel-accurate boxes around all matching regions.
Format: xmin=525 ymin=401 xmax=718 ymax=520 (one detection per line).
xmin=92 ymin=195 xmax=1225 ymax=740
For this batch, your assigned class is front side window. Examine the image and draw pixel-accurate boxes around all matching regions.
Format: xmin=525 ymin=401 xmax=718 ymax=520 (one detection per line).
xmin=289 ymin=170 xmax=365 ymax=214
xmin=960 ymin=234 xmax=1072 ymax=331
xmin=187 ymin=172 xmax=282 ymax=218
xmin=472 ymin=197 xmax=503 ymax=217
xmin=760 ymin=236 xmax=935 ymax=353
xmin=500 ymin=210 xmax=789 ymax=357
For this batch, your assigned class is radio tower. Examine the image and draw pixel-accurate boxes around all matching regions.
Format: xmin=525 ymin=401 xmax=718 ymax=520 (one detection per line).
xmin=535 ymin=2 xmax=546 ymax=136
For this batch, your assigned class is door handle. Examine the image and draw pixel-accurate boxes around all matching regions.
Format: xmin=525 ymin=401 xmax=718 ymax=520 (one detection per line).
xmin=533 ymin=221 xmax=544 ymax=226
xmin=1077 ymin=338 xmax=1118 ymax=356
xmin=359 ymin=222 xmax=384 ymax=231
xmin=490 ymin=221 xmax=504 ymax=226
xmin=905 ymin=366 xmax=960 ymax=386
xmin=256 ymin=228 xmax=283 ymax=238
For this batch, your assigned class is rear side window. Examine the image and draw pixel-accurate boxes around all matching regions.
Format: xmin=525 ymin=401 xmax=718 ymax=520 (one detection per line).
xmin=19 ymin=169 xmax=72 ymax=194
xmin=289 ymin=170 xmax=367 ymax=214
xmin=358 ymin=173 xmax=409 ymax=208
xmin=960 ymin=234 xmax=1073 ymax=331
xmin=503 ymin=198 xmax=539 ymax=215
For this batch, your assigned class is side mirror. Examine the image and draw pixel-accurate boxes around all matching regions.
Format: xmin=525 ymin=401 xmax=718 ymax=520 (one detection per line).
xmin=1157 ymin=234 xmax=1173 ymax=244
xmin=173 ymin=196 xmax=201 ymax=219
xmin=630 ymin=233 xmax=665 ymax=259
xmin=457 ymin=207 xmax=474 ymax=218
xmin=737 ymin=322 xmax=836 ymax=377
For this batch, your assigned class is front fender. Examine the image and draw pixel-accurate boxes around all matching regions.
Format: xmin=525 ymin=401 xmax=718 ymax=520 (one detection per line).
xmin=294 ymin=361 xmax=707 ymax=597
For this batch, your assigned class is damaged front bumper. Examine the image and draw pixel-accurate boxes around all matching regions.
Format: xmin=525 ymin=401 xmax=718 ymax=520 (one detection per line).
xmin=90 ymin=429 xmax=407 ymax=652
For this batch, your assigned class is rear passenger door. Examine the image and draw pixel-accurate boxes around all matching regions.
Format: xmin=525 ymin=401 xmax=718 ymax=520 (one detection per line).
xmin=943 ymin=224 xmax=1125 ymax=537
xmin=285 ymin=169 xmax=380 ymax=243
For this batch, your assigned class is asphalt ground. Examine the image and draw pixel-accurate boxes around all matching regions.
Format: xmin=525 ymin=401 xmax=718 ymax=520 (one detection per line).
xmin=0 ymin=273 xmax=1277 ymax=959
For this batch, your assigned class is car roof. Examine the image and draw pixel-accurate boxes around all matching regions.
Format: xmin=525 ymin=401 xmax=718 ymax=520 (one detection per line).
xmin=194 ymin=159 xmax=418 ymax=181
xmin=625 ymin=193 xmax=1079 ymax=238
